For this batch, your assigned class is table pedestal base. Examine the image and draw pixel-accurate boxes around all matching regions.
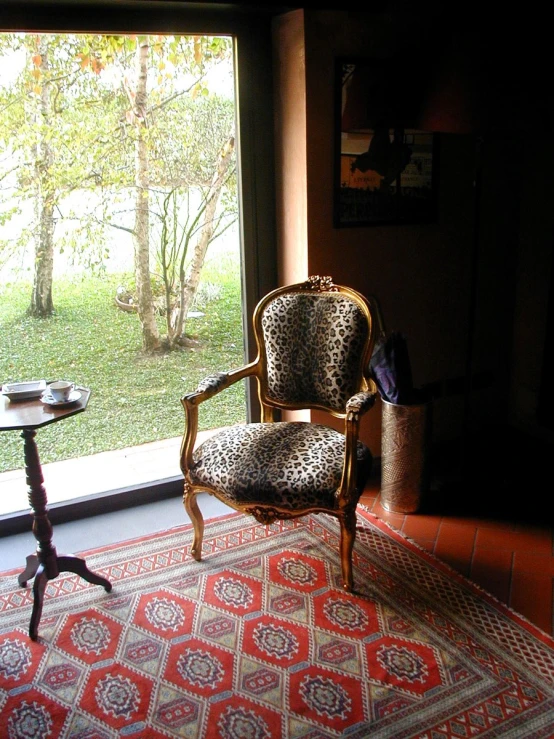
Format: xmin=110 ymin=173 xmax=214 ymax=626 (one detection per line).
xmin=19 ymin=552 xmax=112 ymax=640
xmin=19 ymin=427 xmax=112 ymax=641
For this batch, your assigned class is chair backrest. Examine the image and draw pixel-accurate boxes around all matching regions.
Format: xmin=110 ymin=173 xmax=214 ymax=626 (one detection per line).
xmin=253 ymin=276 xmax=377 ymax=415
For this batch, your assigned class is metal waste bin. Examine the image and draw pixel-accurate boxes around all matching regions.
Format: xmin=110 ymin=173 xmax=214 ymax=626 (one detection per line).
xmin=380 ymin=398 xmax=432 ymax=513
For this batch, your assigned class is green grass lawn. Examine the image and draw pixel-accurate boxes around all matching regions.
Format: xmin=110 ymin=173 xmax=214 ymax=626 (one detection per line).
xmin=0 ymin=257 xmax=246 ymax=473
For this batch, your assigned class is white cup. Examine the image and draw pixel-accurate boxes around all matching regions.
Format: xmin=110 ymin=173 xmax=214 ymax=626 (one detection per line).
xmin=49 ymin=380 xmax=74 ymax=402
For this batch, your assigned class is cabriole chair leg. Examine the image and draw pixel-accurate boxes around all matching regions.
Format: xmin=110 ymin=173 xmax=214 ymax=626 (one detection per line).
xmin=184 ymin=486 xmax=204 ymax=562
xmin=340 ymin=510 xmax=357 ymax=592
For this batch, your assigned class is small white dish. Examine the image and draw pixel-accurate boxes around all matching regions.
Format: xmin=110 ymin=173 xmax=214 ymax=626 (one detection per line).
xmin=41 ymin=390 xmax=82 ymax=408
xmin=1 ymin=379 xmax=47 ymax=401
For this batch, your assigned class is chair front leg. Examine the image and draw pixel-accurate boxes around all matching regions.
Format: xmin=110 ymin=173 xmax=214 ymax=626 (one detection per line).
xmin=339 ymin=508 xmax=357 ymax=592
xmin=184 ymin=481 xmax=204 ymax=562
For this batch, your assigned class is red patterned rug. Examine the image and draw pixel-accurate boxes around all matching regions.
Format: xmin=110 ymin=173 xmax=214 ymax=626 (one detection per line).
xmin=1 ymin=509 xmax=554 ymax=738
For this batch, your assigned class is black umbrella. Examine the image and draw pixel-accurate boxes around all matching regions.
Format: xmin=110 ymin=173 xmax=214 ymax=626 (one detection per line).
xmin=369 ymin=330 xmax=415 ymax=405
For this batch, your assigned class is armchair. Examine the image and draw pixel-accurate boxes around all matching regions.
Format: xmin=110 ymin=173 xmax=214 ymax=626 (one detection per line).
xmin=180 ymin=275 xmax=379 ymax=591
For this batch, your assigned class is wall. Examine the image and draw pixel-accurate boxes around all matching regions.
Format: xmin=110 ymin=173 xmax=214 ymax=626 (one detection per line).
xmin=509 ymin=140 xmax=554 ymax=433
xmin=272 ymin=10 xmax=308 ymax=287
xmin=272 ymin=10 xmax=554 ymax=461
xmin=274 ymin=11 xmax=478 ymax=454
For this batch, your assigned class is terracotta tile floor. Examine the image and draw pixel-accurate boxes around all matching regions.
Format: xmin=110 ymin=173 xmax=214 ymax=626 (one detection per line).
xmin=360 ymin=437 xmax=554 ymax=637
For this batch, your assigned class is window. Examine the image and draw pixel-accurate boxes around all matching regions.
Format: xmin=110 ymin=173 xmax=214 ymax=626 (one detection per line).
xmin=0 ymin=3 xmax=277 ymax=529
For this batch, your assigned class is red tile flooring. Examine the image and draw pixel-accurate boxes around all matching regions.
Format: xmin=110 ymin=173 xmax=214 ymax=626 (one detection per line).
xmin=359 ymin=442 xmax=554 ymax=637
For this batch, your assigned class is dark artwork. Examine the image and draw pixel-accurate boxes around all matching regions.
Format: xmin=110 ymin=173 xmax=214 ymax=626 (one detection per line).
xmin=334 ymin=58 xmax=438 ymax=227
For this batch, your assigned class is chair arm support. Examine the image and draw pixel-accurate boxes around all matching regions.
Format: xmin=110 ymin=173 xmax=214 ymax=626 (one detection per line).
xmin=188 ymin=372 xmax=230 ymax=402
xmin=338 ymin=391 xmax=377 ymax=508
xmin=180 ymin=362 xmax=258 ymax=472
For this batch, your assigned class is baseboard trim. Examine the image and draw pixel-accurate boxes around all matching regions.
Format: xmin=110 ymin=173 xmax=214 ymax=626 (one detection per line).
xmin=0 ymin=476 xmax=183 ymax=537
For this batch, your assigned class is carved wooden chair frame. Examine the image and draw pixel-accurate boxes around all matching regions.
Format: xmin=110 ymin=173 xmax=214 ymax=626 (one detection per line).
xmin=180 ymin=275 xmax=379 ymax=591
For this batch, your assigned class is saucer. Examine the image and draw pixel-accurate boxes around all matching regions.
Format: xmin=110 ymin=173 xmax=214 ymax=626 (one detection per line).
xmin=41 ymin=390 xmax=82 ymax=408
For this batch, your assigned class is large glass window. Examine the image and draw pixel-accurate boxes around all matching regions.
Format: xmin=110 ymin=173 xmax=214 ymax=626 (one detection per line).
xmin=0 ymin=6 xmax=277 ymax=523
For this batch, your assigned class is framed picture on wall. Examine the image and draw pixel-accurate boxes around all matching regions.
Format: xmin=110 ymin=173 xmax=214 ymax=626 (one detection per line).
xmin=334 ymin=57 xmax=439 ymax=228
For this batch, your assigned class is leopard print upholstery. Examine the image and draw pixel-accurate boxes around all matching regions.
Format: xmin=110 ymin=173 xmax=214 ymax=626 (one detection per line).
xmin=260 ymin=292 xmax=368 ymax=412
xmin=189 ymin=422 xmax=372 ymax=509
xmin=195 ymin=372 xmax=228 ymax=395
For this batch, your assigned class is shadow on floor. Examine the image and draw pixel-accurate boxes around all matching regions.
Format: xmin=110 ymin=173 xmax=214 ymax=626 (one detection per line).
xmin=421 ymin=427 xmax=552 ymax=524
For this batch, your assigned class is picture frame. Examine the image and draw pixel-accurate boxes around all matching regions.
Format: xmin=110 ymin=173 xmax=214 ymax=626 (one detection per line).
xmin=334 ymin=57 xmax=439 ymax=228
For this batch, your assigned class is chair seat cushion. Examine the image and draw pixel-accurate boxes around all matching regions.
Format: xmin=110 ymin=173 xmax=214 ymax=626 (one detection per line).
xmin=190 ymin=422 xmax=372 ymax=510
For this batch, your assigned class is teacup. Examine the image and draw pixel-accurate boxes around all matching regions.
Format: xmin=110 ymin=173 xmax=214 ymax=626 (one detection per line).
xmin=49 ymin=380 xmax=74 ymax=402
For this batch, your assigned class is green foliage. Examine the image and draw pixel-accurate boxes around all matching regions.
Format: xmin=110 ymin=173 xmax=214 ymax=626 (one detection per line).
xmin=151 ymin=95 xmax=236 ymax=187
xmin=0 ymin=260 xmax=245 ymax=473
xmin=0 ymin=32 xmax=235 ymax=275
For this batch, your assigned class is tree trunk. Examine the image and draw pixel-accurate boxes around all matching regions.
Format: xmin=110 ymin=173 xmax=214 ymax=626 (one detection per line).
xmin=133 ymin=38 xmax=160 ymax=352
xmin=29 ymin=39 xmax=55 ymax=318
xmin=171 ymin=136 xmax=235 ymax=345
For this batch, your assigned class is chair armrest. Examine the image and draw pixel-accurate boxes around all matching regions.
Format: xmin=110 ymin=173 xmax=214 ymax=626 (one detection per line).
xmin=345 ymin=391 xmax=377 ymax=418
xmin=183 ymin=372 xmax=230 ymax=404
xmin=182 ymin=362 xmax=258 ymax=406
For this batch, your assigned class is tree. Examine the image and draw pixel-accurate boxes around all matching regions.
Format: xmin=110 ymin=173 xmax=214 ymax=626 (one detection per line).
xmin=154 ymin=135 xmax=235 ymax=347
xmin=131 ymin=36 xmax=159 ymax=350
xmin=0 ymin=33 xmax=119 ymax=316
xmin=0 ymin=32 xmax=237 ymax=350
xmin=112 ymin=34 xmax=237 ymax=351
xmin=149 ymin=94 xmax=237 ymax=348
xmin=30 ymin=36 xmax=55 ymax=316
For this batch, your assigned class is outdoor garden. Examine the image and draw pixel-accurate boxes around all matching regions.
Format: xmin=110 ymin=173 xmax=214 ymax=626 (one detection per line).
xmin=0 ymin=32 xmax=246 ymax=474
xmin=0 ymin=254 xmax=245 ymax=474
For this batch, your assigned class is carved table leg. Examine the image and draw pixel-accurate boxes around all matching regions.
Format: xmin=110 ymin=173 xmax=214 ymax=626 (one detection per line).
xmin=28 ymin=559 xmax=111 ymax=642
xmin=56 ymin=555 xmax=112 ymax=592
xmin=29 ymin=566 xmax=48 ymax=642
xmin=20 ymin=428 xmax=112 ymax=641
xmin=18 ymin=554 xmax=39 ymax=587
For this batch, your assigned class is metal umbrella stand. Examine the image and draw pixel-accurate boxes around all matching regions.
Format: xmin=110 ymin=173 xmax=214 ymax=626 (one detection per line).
xmin=380 ymin=398 xmax=432 ymax=513
xmin=370 ymin=328 xmax=432 ymax=513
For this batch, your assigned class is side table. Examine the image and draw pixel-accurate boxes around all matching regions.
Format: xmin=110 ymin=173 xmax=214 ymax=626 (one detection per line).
xmin=0 ymin=388 xmax=112 ymax=640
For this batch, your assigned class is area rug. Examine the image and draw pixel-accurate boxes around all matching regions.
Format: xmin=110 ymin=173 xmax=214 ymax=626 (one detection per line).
xmin=1 ymin=510 xmax=554 ymax=738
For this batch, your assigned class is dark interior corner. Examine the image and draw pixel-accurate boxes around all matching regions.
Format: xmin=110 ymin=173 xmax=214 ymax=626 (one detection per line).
xmin=426 ymin=427 xmax=552 ymax=525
